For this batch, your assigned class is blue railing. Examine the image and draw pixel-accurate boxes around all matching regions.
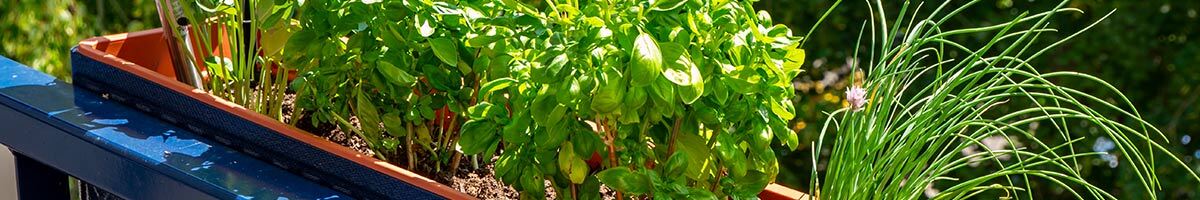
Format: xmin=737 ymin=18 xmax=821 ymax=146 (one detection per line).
xmin=0 ymin=55 xmax=347 ymax=199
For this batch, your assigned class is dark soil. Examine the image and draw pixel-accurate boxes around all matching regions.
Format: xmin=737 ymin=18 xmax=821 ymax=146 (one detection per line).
xmin=283 ymin=94 xmax=520 ymax=199
xmin=449 ymin=163 xmax=520 ymax=199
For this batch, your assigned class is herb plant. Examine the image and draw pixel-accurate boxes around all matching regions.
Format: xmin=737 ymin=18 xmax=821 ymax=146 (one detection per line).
xmin=285 ymin=0 xmax=486 ymax=172
xmin=811 ymin=0 xmax=1199 ymax=199
xmin=454 ymin=0 xmax=808 ymax=198
xmin=177 ymin=0 xmax=298 ymax=119
xmin=262 ymin=0 xmax=813 ymax=198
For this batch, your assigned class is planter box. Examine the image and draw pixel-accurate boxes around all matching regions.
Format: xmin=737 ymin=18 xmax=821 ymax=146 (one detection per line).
xmin=72 ymin=28 xmax=471 ymax=200
xmin=70 ymin=28 xmax=809 ymax=200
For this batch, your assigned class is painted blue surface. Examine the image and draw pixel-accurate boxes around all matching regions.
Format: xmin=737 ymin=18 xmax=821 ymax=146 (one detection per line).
xmin=0 ymin=55 xmax=347 ymax=199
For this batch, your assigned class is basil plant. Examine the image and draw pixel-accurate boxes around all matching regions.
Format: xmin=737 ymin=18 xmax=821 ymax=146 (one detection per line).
xmin=286 ymin=0 xmax=485 ymax=171
xmin=455 ymin=0 xmax=807 ymax=198
xmin=280 ymin=0 xmax=806 ymax=198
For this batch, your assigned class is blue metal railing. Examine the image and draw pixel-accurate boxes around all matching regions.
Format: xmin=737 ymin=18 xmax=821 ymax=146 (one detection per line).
xmin=0 ymin=55 xmax=347 ymax=199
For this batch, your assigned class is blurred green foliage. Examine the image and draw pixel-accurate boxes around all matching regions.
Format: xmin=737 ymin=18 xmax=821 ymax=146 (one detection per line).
xmin=0 ymin=0 xmax=157 ymax=81
xmin=757 ymin=0 xmax=1200 ymax=198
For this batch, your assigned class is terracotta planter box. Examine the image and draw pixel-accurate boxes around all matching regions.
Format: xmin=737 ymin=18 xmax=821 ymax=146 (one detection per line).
xmin=70 ymin=28 xmax=808 ymax=200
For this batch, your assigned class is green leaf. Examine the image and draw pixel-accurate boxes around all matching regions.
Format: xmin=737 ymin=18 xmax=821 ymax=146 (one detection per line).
xmin=429 ymin=37 xmax=460 ymax=66
xmin=677 ymin=83 xmax=703 ymax=105
xmin=458 ymin=120 xmax=499 ymax=155
xmin=421 ymin=63 xmax=463 ymax=91
xmin=629 ymin=31 xmax=663 ymax=87
xmin=558 ymin=142 xmax=590 ymax=184
xmin=782 ymin=48 xmax=806 ymax=76
xmin=260 ymin=22 xmax=294 ymax=57
xmin=520 ymin=165 xmax=546 ymax=196
xmin=695 ymin=103 xmax=721 ymax=125
xmin=749 ymin=123 xmax=773 ymax=148
xmin=415 ymin=125 xmax=434 ymax=150
xmin=686 ymin=190 xmax=719 ymax=200
xmin=466 ymin=102 xmax=496 ymax=120
xmin=770 ymin=117 xmax=799 ymax=150
xmin=531 ymin=52 xmax=569 ymax=84
xmin=715 ymin=135 xmax=746 ymax=178
xmin=355 ymin=90 xmax=383 ymax=147
xmin=675 ymin=131 xmax=713 ymax=180
xmin=557 ymin=77 xmax=584 ymax=107
xmin=623 ymin=86 xmax=647 ymax=110
xmin=285 ymin=29 xmax=319 ymax=58
xmin=571 ymin=128 xmax=602 ymax=157
xmin=579 ymin=176 xmax=602 ymax=200
xmin=651 ymin=0 xmax=688 ymax=11
xmin=377 ymin=60 xmax=416 ymax=86
xmin=664 ymin=151 xmax=689 ymax=178
xmin=478 ymin=78 xmax=517 ymax=100
xmin=768 ymin=96 xmax=795 ymax=120
xmin=731 ymin=170 xmax=772 ymax=197
xmin=660 ymin=43 xmax=703 ymax=86
xmin=382 ymin=113 xmax=406 ymax=137
xmin=503 ymin=111 xmax=532 ymax=144
xmin=591 ymin=73 xmax=625 ymax=114
xmin=657 ymin=42 xmax=705 ymax=104
xmin=650 ymin=76 xmax=676 ymax=104
xmin=204 ymin=57 xmax=233 ymax=80
xmin=531 ymin=88 xmax=565 ymax=126
xmin=495 ymin=152 xmax=521 ymax=184
xmin=465 ymin=33 xmax=500 ymax=47
xmin=534 ymin=123 xmax=569 ymax=151
xmin=596 ymin=167 xmax=652 ymax=194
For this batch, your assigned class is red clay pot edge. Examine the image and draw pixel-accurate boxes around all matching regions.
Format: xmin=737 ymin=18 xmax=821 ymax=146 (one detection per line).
xmin=76 ymin=28 xmax=475 ymax=200
xmin=759 ymin=184 xmax=813 ymax=200
xmin=77 ymin=28 xmax=810 ymax=200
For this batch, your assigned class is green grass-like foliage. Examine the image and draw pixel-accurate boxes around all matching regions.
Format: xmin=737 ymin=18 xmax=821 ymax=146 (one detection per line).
xmin=177 ymin=0 xmax=295 ymax=120
xmin=812 ymin=0 xmax=1198 ymax=199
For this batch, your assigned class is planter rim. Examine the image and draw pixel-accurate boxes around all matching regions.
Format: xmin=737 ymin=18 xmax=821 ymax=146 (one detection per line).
xmin=76 ymin=28 xmax=474 ymax=200
xmin=75 ymin=27 xmax=810 ymax=200
xmin=760 ymin=183 xmax=813 ymax=200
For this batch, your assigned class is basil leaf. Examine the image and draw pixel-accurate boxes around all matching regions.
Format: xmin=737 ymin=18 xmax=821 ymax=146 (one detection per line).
xmin=382 ymin=112 xmax=406 ymax=137
xmin=478 ymin=78 xmax=517 ymax=100
xmin=596 ymin=167 xmax=652 ymax=194
xmin=558 ymin=142 xmax=590 ymax=184
xmin=355 ymin=90 xmax=383 ymax=147
xmin=651 ymin=0 xmax=688 ymax=11
xmin=429 ymin=37 xmax=460 ymax=66
xmin=458 ymin=119 xmax=499 ymax=155
xmin=629 ymin=31 xmax=663 ymax=87
xmin=377 ymin=60 xmax=416 ymax=86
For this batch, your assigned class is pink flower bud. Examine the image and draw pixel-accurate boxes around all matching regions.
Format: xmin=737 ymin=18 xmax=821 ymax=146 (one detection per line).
xmin=846 ymin=86 xmax=867 ymax=111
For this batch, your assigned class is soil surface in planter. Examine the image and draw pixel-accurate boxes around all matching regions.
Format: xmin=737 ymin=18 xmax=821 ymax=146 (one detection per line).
xmin=282 ymin=94 xmax=615 ymax=199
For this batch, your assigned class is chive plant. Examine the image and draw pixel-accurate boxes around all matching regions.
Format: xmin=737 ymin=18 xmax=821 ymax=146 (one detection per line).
xmin=811 ymin=0 xmax=1198 ymax=199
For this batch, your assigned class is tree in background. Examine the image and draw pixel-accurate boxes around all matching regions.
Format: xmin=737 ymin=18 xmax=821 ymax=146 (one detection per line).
xmin=0 ymin=0 xmax=156 ymax=81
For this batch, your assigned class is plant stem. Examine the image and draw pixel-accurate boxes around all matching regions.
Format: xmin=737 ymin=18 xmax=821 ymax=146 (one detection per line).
xmin=406 ymin=122 xmax=416 ymax=170
xmin=668 ymin=115 xmax=682 ymax=155
xmin=599 ymin=118 xmax=622 ymax=200
xmin=449 ymin=75 xmax=483 ymax=176
xmin=447 ymin=116 xmax=463 ymax=176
